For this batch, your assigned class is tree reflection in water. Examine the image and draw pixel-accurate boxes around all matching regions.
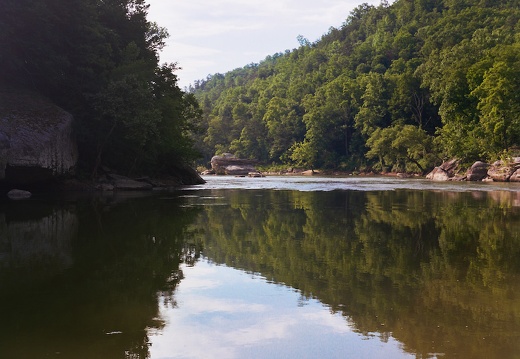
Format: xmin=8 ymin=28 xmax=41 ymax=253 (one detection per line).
xmin=188 ymin=189 xmax=520 ymax=359
xmin=0 ymin=187 xmax=519 ymax=358
xmin=0 ymin=194 xmax=202 ymax=359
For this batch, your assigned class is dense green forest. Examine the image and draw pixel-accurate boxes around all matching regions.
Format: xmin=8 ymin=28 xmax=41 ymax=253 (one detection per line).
xmin=191 ymin=0 xmax=520 ymax=173
xmin=1 ymin=0 xmax=202 ymax=177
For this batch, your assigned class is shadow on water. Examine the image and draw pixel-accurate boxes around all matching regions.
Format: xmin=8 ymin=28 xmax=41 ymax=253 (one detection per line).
xmin=0 ymin=192 xmax=202 ymax=359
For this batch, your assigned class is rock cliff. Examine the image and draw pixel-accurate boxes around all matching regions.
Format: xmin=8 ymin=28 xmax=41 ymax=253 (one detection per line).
xmin=0 ymin=91 xmax=78 ymax=184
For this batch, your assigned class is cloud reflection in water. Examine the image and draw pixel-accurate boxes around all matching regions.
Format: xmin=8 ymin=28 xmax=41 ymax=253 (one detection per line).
xmin=148 ymin=260 xmax=412 ymax=359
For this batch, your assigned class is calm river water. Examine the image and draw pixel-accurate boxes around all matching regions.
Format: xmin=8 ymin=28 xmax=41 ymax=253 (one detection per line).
xmin=1 ymin=176 xmax=519 ymax=358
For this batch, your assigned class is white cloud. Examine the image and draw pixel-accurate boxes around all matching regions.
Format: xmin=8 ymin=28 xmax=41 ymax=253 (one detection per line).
xmin=147 ymin=0 xmax=390 ymax=87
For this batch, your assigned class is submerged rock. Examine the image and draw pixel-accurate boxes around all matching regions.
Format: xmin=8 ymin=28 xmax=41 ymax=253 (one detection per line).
xmin=7 ymin=189 xmax=32 ymax=200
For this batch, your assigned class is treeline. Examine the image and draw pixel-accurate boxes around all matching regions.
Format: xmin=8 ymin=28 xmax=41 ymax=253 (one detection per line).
xmin=1 ymin=0 xmax=202 ymax=177
xmin=191 ymin=0 xmax=520 ymax=173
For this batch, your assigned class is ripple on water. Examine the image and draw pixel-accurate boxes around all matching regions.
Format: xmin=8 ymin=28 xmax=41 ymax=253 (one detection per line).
xmin=190 ymin=175 xmax=520 ymax=193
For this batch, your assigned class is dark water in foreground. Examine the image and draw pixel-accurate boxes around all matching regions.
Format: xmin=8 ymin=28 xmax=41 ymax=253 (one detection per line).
xmin=1 ymin=176 xmax=520 ymax=358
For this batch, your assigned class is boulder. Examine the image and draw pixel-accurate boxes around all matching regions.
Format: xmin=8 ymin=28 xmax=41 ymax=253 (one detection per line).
xmin=451 ymin=174 xmax=467 ymax=181
xmin=0 ymin=91 xmax=78 ymax=184
xmin=466 ymin=161 xmax=490 ymax=181
xmin=439 ymin=158 xmax=460 ymax=174
xmin=510 ymin=168 xmax=520 ymax=182
xmin=425 ymin=167 xmax=451 ymax=181
xmin=210 ymin=153 xmax=257 ymax=175
xmin=248 ymin=171 xmax=264 ymax=178
xmin=302 ymin=170 xmax=318 ymax=176
xmin=162 ymin=162 xmax=205 ymax=185
xmin=426 ymin=159 xmax=461 ymax=181
xmin=487 ymin=160 xmax=519 ymax=182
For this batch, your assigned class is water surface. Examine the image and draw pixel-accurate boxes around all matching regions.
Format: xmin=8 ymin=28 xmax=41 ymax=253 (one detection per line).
xmin=0 ymin=176 xmax=519 ymax=358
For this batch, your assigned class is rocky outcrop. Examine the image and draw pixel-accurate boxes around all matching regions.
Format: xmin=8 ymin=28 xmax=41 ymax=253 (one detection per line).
xmin=0 ymin=91 xmax=78 ymax=184
xmin=210 ymin=153 xmax=257 ymax=175
xmin=510 ymin=168 xmax=520 ymax=182
xmin=426 ymin=159 xmax=461 ymax=181
xmin=488 ymin=158 xmax=520 ymax=182
xmin=466 ymin=161 xmax=490 ymax=181
xmin=427 ymin=158 xmax=520 ymax=182
xmin=426 ymin=167 xmax=450 ymax=181
xmin=170 ymin=162 xmax=205 ymax=185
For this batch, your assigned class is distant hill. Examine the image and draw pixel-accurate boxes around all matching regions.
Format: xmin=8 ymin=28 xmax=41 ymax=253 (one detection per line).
xmin=191 ymin=0 xmax=520 ymax=173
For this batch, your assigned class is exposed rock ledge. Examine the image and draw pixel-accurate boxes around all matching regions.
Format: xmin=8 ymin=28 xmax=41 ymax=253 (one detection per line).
xmin=0 ymin=91 xmax=204 ymax=192
xmin=93 ymin=164 xmax=204 ymax=191
xmin=210 ymin=153 xmax=258 ymax=175
xmin=426 ymin=158 xmax=520 ymax=182
xmin=0 ymin=91 xmax=77 ymax=184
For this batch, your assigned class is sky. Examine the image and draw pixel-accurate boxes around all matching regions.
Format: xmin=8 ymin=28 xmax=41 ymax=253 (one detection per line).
xmin=146 ymin=0 xmax=388 ymax=89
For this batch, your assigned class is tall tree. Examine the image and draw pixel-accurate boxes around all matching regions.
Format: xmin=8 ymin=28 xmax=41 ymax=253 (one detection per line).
xmin=1 ymin=0 xmax=202 ymax=176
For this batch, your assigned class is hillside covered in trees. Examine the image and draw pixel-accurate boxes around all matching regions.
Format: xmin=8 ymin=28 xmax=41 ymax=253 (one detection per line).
xmin=1 ymin=0 xmax=202 ymax=178
xmin=191 ymin=0 xmax=520 ymax=173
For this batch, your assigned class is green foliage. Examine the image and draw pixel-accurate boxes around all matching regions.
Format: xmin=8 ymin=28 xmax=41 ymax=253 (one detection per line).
xmin=290 ymin=140 xmax=318 ymax=169
xmin=192 ymin=0 xmax=519 ymax=171
xmin=470 ymin=44 xmax=520 ymax=157
xmin=366 ymin=124 xmax=437 ymax=173
xmin=419 ymin=5 xmax=520 ymax=162
xmin=1 ymin=0 xmax=202 ymax=177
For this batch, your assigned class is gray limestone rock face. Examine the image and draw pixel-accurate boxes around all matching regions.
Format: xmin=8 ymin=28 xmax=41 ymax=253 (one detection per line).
xmin=0 ymin=91 xmax=78 ymax=184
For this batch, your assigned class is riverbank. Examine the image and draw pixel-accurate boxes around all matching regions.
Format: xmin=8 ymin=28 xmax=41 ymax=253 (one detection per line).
xmin=256 ymin=157 xmax=520 ymax=183
xmin=1 ymin=166 xmax=205 ymax=199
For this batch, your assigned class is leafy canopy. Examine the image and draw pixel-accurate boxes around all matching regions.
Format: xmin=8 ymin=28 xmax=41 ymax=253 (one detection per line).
xmin=191 ymin=0 xmax=520 ymax=171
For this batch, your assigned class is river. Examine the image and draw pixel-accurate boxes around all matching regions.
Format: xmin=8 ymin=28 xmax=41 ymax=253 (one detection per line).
xmin=1 ymin=176 xmax=519 ymax=358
